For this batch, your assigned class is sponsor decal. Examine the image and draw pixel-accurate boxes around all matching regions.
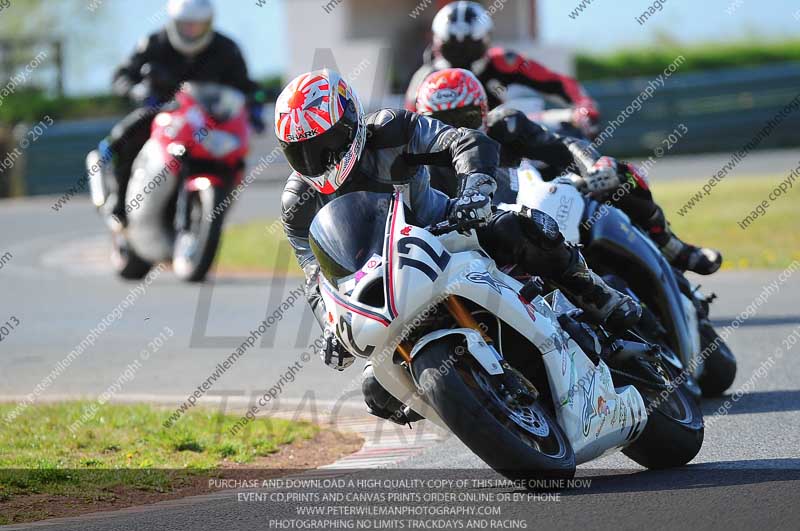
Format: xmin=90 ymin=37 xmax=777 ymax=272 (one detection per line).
xmin=465 ymin=271 xmax=512 ymax=294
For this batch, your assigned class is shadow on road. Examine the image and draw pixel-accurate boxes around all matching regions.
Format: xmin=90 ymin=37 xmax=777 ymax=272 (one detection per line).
xmin=553 ymin=459 xmax=800 ymax=496
xmin=710 ymin=316 xmax=800 ymax=328
xmin=701 ymin=389 xmax=800 ymax=415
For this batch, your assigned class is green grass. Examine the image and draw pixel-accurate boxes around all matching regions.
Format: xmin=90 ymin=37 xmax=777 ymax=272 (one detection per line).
xmin=577 ymin=39 xmax=800 ymax=80
xmin=0 ymin=402 xmax=317 ymax=504
xmin=216 ymin=220 xmax=302 ymax=276
xmin=216 ymin=176 xmax=797 ymax=275
xmin=653 ymin=176 xmax=800 ymax=270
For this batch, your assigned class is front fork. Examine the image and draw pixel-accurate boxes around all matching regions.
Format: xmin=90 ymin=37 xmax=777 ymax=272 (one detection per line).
xmin=395 ymin=295 xmax=491 ymax=364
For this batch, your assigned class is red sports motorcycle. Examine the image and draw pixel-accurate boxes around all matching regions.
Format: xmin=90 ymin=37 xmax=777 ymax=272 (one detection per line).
xmin=88 ymin=81 xmax=249 ymax=281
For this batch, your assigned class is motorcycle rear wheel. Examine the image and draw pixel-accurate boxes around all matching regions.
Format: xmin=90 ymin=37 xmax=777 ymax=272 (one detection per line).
xmin=412 ymin=336 xmax=575 ymax=481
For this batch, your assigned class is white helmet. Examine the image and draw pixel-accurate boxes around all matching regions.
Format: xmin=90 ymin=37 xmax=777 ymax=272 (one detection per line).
xmin=166 ymin=0 xmax=214 ymax=56
xmin=432 ymin=1 xmax=493 ymax=69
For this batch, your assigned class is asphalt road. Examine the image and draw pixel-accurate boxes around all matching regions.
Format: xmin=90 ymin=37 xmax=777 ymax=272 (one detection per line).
xmin=1 ymin=150 xmax=799 ymax=530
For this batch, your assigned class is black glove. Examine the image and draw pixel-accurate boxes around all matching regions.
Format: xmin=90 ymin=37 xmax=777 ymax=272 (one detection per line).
xmin=450 ymin=172 xmax=496 ymax=225
xmin=321 ymin=328 xmax=355 ymax=371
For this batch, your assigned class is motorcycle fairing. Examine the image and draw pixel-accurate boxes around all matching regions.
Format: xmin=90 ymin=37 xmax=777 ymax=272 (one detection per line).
xmin=584 ymin=200 xmax=699 ymax=376
xmin=127 ymin=139 xmax=181 ymax=262
xmin=317 ymin=190 xmax=648 ymax=457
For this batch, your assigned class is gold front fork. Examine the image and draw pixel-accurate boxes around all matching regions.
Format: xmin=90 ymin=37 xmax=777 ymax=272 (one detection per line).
xmin=444 ymin=295 xmax=492 ymax=343
xmin=394 ymin=295 xmax=490 ymax=364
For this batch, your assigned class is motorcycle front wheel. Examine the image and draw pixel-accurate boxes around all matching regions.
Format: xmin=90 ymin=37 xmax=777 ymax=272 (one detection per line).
xmin=173 ymin=185 xmax=227 ymax=282
xmin=622 ymin=362 xmax=704 ymax=469
xmin=412 ymin=336 xmax=575 ymax=481
xmin=697 ymin=323 xmax=737 ymax=397
xmin=111 ymin=231 xmax=152 ymax=280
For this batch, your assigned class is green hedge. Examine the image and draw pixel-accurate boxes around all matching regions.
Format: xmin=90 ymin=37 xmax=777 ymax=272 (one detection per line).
xmin=0 ymin=75 xmax=284 ymax=125
xmin=577 ymin=40 xmax=800 ymax=80
xmin=0 ymin=89 xmax=129 ymax=125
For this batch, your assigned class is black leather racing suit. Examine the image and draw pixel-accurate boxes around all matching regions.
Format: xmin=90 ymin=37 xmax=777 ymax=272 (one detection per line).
xmin=107 ymin=30 xmax=260 ymax=212
xmin=430 ymin=108 xmax=662 ymax=231
xmin=282 ymin=109 xmax=583 ymax=334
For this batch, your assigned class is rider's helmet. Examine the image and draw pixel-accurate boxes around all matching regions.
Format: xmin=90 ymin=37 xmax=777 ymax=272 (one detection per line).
xmin=415 ymin=68 xmax=488 ymax=130
xmin=166 ymin=0 xmax=215 ymax=56
xmin=275 ymin=69 xmax=367 ymax=195
xmin=432 ymin=1 xmax=493 ymax=70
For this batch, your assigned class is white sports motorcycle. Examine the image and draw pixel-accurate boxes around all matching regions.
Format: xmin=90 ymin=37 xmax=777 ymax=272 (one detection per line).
xmin=310 ymin=189 xmax=703 ymax=479
xmin=506 ymin=162 xmax=736 ymax=399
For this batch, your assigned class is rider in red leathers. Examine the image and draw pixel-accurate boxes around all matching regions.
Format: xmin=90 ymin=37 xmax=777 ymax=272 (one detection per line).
xmin=404 ymin=1 xmax=599 ymax=138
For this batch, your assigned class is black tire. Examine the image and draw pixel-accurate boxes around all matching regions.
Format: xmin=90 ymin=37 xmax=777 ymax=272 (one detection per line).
xmin=173 ymin=186 xmax=226 ymax=282
xmin=111 ymin=232 xmax=152 ymax=280
xmin=697 ymin=324 xmax=737 ymax=397
xmin=412 ymin=337 xmax=575 ymax=480
xmin=622 ymin=364 xmax=704 ymax=469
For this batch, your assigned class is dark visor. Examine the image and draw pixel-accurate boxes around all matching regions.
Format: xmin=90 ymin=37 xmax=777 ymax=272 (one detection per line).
xmin=440 ymin=37 xmax=487 ymax=69
xmin=280 ymin=101 xmax=358 ymax=177
xmin=429 ymin=106 xmax=483 ymax=130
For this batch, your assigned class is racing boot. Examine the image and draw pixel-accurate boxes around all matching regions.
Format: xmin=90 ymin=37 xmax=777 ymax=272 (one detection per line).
xmin=645 ymin=207 xmax=722 ymax=275
xmin=554 ymin=252 xmax=642 ymax=333
xmin=362 ymin=362 xmax=423 ymax=426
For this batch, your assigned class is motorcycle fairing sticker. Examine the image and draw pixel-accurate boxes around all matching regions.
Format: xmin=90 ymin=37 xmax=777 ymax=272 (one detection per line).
xmin=465 ymin=271 xmax=512 ymax=294
xmin=337 ymin=315 xmax=376 ymax=357
xmin=397 ymin=236 xmax=451 ymax=282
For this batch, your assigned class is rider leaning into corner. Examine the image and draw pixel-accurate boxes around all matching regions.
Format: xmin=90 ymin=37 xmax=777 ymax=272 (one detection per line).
xmin=99 ymin=0 xmax=266 ymax=226
xmin=415 ymin=68 xmax=723 ymax=276
xmin=276 ymin=69 xmax=642 ymax=423
xmin=404 ymin=1 xmax=600 ymax=139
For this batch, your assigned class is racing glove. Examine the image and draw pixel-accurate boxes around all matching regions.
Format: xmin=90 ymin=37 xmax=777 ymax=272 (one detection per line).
xmin=129 ymin=82 xmax=159 ymax=108
xmin=450 ymin=173 xmax=497 ymax=225
xmin=578 ymin=156 xmax=621 ymax=194
xmin=321 ymin=328 xmax=355 ymax=371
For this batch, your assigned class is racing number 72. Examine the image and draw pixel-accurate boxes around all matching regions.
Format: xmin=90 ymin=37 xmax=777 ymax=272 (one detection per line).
xmin=397 ymin=237 xmax=450 ymax=281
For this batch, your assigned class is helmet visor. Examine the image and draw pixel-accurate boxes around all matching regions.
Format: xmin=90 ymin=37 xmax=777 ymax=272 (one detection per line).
xmin=440 ymin=37 xmax=487 ymax=69
xmin=175 ymin=20 xmax=212 ymax=43
xmin=429 ymin=106 xmax=484 ymax=130
xmin=280 ymin=102 xmax=359 ymax=177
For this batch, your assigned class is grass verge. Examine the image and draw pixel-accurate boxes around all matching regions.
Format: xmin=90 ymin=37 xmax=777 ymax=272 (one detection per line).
xmin=216 ymin=220 xmax=302 ymax=276
xmin=0 ymin=402 xmax=361 ymax=524
xmin=216 ymin=176 xmax=797 ymax=274
xmin=653 ymin=176 xmax=800 ymax=270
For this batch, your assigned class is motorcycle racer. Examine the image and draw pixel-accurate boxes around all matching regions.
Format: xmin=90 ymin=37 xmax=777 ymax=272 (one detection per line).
xmin=415 ymin=68 xmax=723 ymax=276
xmin=276 ymin=69 xmax=641 ymax=422
xmin=404 ymin=1 xmax=599 ymax=138
xmin=100 ymin=0 xmax=265 ymax=225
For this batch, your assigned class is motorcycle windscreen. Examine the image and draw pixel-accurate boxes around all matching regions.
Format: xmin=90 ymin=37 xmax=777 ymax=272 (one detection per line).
xmin=309 ymin=191 xmax=392 ymax=286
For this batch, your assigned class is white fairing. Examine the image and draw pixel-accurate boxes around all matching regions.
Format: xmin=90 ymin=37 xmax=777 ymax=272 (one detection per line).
xmin=512 ymin=162 xmax=585 ymax=245
xmin=542 ymin=340 xmax=646 ymax=463
xmin=126 ymin=139 xmax=180 ymax=263
xmin=318 ymin=190 xmax=647 ymax=458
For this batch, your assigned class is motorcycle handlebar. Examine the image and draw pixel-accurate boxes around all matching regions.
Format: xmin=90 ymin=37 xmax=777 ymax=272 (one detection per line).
xmin=426 ymin=218 xmax=486 ymax=236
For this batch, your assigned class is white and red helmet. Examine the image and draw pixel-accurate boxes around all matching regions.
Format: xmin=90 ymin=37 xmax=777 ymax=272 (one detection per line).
xmin=275 ymin=69 xmax=366 ymax=195
xmin=415 ymin=68 xmax=488 ymax=130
